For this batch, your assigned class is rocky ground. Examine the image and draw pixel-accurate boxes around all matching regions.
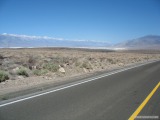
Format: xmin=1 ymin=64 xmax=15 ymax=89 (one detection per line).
xmin=0 ymin=48 xmax=160 ymax=96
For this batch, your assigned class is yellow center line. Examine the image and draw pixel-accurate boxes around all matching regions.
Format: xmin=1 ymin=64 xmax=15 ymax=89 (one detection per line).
xmin=128 ymin=82 xmax=160 ymax=120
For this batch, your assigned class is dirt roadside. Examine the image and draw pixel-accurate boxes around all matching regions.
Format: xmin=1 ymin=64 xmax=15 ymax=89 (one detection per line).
xmin=0 ymin=48 xmax=160 ymax=100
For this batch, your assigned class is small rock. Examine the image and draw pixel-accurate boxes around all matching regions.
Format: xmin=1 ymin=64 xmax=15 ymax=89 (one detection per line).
xmin=1 ymin=82 xmax=5 ymax=85
xmin=118 ymin=63 xmax=124 ymax=66
xmin=59 ymin=67 xmax=65 ymax=73
xmin=17 ymin=76 xmax=24 ymax=79
xmin=66 ymin=63 xmax=69 ymax=65
xmin=37 ymin=65 xmax=42 ymax=70
xmin=32 ymin=66 xmax=37 ymax=69
xmin=83 ymin=68 xmax=87 ymax=73
xmin=12 ymin=67 xmax=19 ymax=73
xmin=63 ymin=64 xmax=67 ymax=67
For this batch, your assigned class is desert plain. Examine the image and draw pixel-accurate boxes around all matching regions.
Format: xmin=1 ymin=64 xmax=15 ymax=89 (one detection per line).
xmin=0 ymin=48 xmax=160 ymax=98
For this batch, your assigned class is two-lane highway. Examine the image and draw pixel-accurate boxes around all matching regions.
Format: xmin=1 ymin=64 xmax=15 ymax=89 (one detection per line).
xmin=0 ymin=61 xmax=160 ymax=120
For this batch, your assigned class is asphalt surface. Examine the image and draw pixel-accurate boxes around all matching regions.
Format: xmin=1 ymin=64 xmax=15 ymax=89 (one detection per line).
xmin=0 ymin=61 xmax=160 ymax=120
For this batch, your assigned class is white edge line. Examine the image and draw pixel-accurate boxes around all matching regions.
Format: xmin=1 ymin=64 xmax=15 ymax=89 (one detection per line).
xmin=0 ymin=60 xmax=159 ymax=107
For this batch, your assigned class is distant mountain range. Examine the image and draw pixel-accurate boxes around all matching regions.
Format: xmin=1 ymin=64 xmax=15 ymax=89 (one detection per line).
xmin=0 ymin=33 xmax=160 ymax=49
xmin=114 ymin=35 xmax=160 ymax=49
xmin=0 ymin=33 xmax=110 ymax=48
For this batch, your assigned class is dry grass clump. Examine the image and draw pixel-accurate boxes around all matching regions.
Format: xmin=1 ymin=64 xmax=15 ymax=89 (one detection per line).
xmin=0 ymin=71 xmax=9 ymax=82
xmin=16 ymin=67 xmax=29 ymax=77
xmin=43 ymin=63 xmax=59 ymax=72
xmin=81 ymin=61 xmax=92 ymax=69
xmin=33 ymin=69 xmax=48 ymax=76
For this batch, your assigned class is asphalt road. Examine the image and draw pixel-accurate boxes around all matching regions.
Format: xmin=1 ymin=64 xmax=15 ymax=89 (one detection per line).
xmin=0 ymin=61 xmax=160 ymax=120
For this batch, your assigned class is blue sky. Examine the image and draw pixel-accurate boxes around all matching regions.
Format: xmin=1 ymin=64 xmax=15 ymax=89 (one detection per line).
xmin=0 ymin=0 xmax=160 ymax=43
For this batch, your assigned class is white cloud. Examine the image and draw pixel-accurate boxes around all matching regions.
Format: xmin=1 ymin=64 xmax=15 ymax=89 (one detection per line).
xmin=1 ymin=33 xmax=110 ymax=43
xmin=1 ymin=33 xmax=65 ymax=41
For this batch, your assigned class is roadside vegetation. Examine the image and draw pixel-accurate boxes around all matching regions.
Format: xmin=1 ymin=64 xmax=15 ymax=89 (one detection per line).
xmin=0 ymin=71 xmax=9 ymax=82
xmin=16 ymin=67 xmax=29 ymax=77
xmin=43 ymin=63 xmax=59 ymax=72
xmin=33 ymin=69 xmax=48 ymax=76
